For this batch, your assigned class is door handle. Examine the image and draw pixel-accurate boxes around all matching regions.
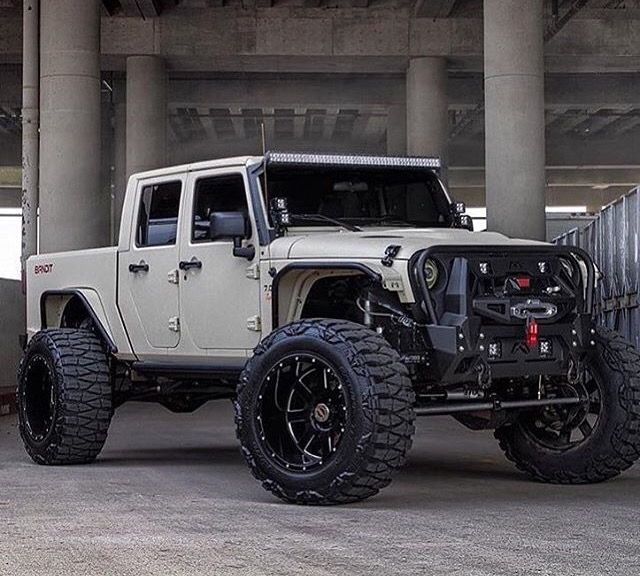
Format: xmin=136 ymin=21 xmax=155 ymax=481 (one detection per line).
xmin=129 ymin=261 xmax=149 ymax=273
xmin=179 ymin=258 xmax=203 ymax=271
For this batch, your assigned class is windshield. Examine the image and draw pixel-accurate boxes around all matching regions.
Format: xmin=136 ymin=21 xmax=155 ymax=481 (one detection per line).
xmin=264 ymin=166 xmax=452 ymax=229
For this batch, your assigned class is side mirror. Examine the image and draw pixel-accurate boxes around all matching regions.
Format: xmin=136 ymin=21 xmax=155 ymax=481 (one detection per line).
xmin=209 ymin=212 xmax=255 ymax=260
xmin=209 ymin=211 xmax=248 ymax=241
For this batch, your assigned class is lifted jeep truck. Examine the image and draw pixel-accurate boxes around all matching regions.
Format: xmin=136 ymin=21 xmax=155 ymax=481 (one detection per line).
xmin=20 ymin=152 xmax=640 ymax=504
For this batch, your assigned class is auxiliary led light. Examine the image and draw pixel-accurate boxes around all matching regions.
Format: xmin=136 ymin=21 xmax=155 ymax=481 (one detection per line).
xmin=488 ymin=341 xmax=502 ymax=359
xmin=268 ymin=152 xmax=441 ymax=169
xmin=539 ymin=338 xmax=553 ymax=357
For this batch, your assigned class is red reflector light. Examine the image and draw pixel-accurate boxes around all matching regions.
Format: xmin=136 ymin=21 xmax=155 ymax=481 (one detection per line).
xmin=516 ymin=276 xmax=531 ymax=289
xmin=526 ymin=318 xmax=539 ymax=348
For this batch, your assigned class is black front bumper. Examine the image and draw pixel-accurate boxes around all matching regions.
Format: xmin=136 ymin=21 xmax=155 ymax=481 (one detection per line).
xmin=409 ymin=245 xmax=597 ymax=385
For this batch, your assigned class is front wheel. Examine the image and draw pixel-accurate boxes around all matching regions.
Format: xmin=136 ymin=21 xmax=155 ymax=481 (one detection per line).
xmin=495 ymin=326 xmax=640 ymax=483
xmin=235 ymin=319 xmax=415 ymax=505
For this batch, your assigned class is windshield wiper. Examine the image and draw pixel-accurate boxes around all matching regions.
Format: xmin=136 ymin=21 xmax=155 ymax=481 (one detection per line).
xmin=289 ymin=213 xmax=361 ymax=232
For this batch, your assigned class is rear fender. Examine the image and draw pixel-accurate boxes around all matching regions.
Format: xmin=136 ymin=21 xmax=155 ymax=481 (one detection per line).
xmin=40 ymin=289 xmax=118 ymax=354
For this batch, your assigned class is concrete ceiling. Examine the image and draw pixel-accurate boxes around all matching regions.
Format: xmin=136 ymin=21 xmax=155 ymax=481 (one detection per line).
xmin=1 ymin=0 xmax=638 ymax=206
xmin=95 ymin=0 xmax=640 ymax=15
xmin=0 ymin=0 xmax=636 ymax=17
xmin=102 ymin=0 xmax=181 ymax=17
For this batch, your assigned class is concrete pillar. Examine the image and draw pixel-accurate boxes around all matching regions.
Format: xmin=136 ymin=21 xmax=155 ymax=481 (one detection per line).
xmin=126 ymin=56 xmax=167 ymax=179
xmin=39 ymin=0 xmax=105 ymax=252
xmin=387 ymin=105 xmax=407 ymax=156
xmin=484 ymin=0 xmax=546 ymax=240
xmin=112 ymin=86 xmax=127 ymax=242
xmin=406 ymin=57 xmax=448 ymax=171
xmin=101 ymin=97 xmax=114 ymax=243
xmin=21 ymin=0 xmax=39 ymax=265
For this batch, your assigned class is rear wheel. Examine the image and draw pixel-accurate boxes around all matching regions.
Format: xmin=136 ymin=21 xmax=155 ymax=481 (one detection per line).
xmin=495 ymin=327 xmax=640 ymax=483
xmin=18 ymin=329 xmax=113 ymax=465
xmin=235 ymin=319 xmax=415 ymax=505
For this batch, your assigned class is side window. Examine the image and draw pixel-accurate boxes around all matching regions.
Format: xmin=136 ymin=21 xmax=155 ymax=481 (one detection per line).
xmin=192 ymin=173 xmax=250 ymax=242
xmin=136 ymin=181 xmax=182 ymax=247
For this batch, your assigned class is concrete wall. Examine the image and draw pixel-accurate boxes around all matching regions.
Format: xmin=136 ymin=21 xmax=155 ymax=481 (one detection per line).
xmin=0 ymin=279 xmax=24 ymax=396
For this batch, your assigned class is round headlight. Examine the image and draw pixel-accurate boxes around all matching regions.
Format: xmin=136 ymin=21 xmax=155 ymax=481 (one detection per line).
xmin=424 ymin=259 xmax=439 ymax=290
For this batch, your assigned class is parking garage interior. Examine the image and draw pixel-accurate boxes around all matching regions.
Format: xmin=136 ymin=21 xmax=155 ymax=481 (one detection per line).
xmin=1 ymin=1 xmax=639 ymax=574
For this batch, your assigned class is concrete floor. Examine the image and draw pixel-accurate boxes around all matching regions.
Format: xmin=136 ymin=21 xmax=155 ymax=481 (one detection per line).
xmin=1 ymin=402 xmax=638 ymax=576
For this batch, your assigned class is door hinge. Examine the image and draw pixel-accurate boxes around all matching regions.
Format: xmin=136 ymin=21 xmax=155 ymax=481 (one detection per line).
xmin=168 ymin=316 xmax=180 ymax=332
xmin=246 ymin=263 xmax=260 ymax=279
xmin=167 ymin=269 xmax=179 ymax=284
xmin=383 ymin=277 xmax=404 ymax=292
xmin=247 ymin=315 xmax=261 ymax=331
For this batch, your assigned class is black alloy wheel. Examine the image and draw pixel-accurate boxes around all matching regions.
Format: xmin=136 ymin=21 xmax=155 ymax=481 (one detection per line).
xmin=495 ymin=326 xmax=640 ymax=483
xmin=520 ymin=375 xmax=601 ymax=451
xmin=257 ymin=353 xmax=348 ymax=472
xmin=18 ymin=329 xmax=113 ymax=465
xmin=20 ymin=354 xmax=57 ymax=443
xmin=235 ymin=319 xmax=416 ymax=505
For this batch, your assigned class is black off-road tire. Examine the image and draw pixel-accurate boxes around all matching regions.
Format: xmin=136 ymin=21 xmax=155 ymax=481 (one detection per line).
xmin=495 ymin=326 xmax=640 ymax=483
xmin=235 ymin=319 xmax=416 ymax=505
xmin=18 ymin=329 xmax=113 ymax=465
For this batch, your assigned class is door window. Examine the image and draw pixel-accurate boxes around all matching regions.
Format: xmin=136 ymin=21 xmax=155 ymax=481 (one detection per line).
xmin=192 ymin=174 xmax=250 ymax=242
xmin=136 ymin=181 xmax=182 ymax=247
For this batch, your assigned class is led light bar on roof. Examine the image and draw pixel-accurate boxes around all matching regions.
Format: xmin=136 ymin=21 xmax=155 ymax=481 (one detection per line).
xmin=267 ymin=152 xmax=441 ymax=169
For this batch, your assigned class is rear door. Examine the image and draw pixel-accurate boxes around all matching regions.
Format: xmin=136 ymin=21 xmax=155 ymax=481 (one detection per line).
xmin=118 ymin=175 xmax=186 ymax=357
xmin=179 ymin=168 xmax=262 ymax=352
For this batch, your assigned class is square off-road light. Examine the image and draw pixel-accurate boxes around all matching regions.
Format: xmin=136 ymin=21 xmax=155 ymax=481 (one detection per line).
xmin=479 ymin=262 xmax=491 ymax=275
xmin=538 ymin=261 xmax=549 ymax=273
xmin=488 ymin=341 xmax=502 ymax=359
xmin=452 ymin=201 xmax=466 ymax=214
xmin=270 ymin=197 xmax=290 ymax=228
xmin=539 ymin=338 xmax=553 ymax=357
xmin=271 ymin=197 xmax=288 ymax=210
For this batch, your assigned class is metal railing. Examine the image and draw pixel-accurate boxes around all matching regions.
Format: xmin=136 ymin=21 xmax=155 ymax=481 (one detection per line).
xmin=553 ymin=186 xmax=640 ymax=350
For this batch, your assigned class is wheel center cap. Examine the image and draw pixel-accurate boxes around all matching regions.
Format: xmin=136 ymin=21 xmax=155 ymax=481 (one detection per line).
xmin=313 ymin=403 xmax=331 ymax=423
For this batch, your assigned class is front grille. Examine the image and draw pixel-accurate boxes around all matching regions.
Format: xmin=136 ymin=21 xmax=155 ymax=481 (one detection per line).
xmin=410 ymin=245 xmax=594 ymax=326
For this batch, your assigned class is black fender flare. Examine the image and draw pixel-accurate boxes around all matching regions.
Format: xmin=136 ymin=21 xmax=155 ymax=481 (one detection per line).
xmin=40 ymin=290 xmax=118 ymax=354
xmin=270 ymin=262 xmax=381 ymax=329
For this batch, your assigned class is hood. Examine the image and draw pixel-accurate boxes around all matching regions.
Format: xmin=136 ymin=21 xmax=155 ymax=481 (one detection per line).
xmin=268 ymin=228 xmax=547 ymax=261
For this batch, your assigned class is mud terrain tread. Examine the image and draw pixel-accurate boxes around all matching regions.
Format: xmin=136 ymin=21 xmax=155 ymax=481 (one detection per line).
xmin=18 ymin=329 xmax=112 ymax=465
xmin=495 ymin=326 xmax=640 ymax=483
xmin=235 ymin=319 xmax=415 ymax=504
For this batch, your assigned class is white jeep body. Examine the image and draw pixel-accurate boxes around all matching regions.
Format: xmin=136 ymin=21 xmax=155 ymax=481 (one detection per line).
xmin=22 ymin=152 xmax=640 ymax=505
xmin=26 ymin=153 xmax=542 ymax=372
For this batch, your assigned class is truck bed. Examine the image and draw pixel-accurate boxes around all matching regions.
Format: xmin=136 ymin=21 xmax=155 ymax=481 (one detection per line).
xmin=26 ymin=247 xmax=132 ymax=357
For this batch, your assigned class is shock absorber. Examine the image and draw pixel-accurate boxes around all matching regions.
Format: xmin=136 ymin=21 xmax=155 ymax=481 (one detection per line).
xmin=362 ymin=297 xmax=373 ymax=328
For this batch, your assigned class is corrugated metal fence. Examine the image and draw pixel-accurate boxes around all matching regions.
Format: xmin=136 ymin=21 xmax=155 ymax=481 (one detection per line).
xmin=553 ymin=186 xmax=640 ymax=350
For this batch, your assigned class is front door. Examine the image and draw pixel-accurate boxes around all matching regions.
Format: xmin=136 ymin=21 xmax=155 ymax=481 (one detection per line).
xmin=118 ymin=175 xmax=185 ymax=356
xmin=179 ymin=169 xmax=262 ymax=351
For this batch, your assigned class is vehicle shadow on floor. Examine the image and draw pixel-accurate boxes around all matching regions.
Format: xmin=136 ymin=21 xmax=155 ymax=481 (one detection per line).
xmin=96 ymin=445 xmax=241 ymax=467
